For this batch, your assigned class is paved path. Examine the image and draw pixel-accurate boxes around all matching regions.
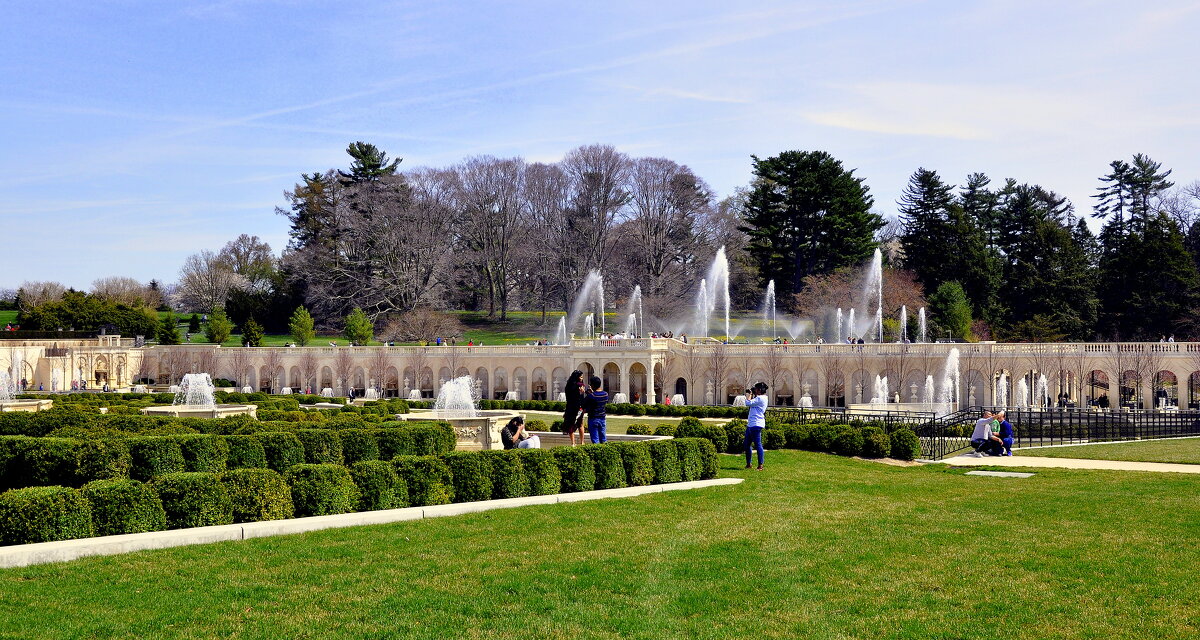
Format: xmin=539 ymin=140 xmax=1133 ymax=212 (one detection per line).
xmin=940 ymin=455 xmax=1200 ymax=474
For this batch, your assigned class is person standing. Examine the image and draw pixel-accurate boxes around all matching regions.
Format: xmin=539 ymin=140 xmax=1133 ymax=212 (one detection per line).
xmin=745 ymin=381 xmax=769 ymax=470
xmin=583 ymin=375 xmax=609 ymax=444
xmin=563 ymin=370 xmax=586 ymax=446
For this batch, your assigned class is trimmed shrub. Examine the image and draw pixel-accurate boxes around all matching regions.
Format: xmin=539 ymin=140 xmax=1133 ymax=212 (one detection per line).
xmin=127 ymin=437 xmax=186 ymax=481
xmin=153 ymin=473 xmax=233 ymax=529
xmin=222 ymin=468 xmax=294 ymax=522
xmin=610 ymin=442 xmax=654 ymax=487
xmin=763 ymin=428 xmax=787 ymax=450
xmin=480 ymin=450 xmax=529 ymax=499
xmin=724 ymin=420 xmax=747 ymax=454
xmin=653 ymin=423 xmax=677 ymax=437
xmin=408 ymin=423 xmax=457 ymax=455
xmin=625 ymin=423 xmax=653 ymax=436
xmin=350 ymin=460 xmax=407 ymax=511
xmin=177 ymin=435 xmax=229 ymax=473
xmin=0 ymin=486 xmax=93 ymax=544
xmin=81 ymin=479 xmax=166 ymax=536
xmin=784 ymin=424 xmax=810 ymax=449
xmin=515 ymin=449 xmax=561 ymax=496
xmin=525 ymin=419 xmax=547 ymax=432
xmin=6 ymin=437 xmax=77 ymax=488
xmin=861 ymin=426 xmax=891 ymax=458
xmin=223 ymin=435 xmax=268 ymax=469
xmin=339 ymin=429 xmax=380 ymax=465
xmin=549 ymin=420 xmax=564 ymax=433
xmin=552 ymin=447 xmax=595 ymax=493
xmin=392 ymin=455 xmax=454 ymax=506
xmin=255 ymin=432 xmax=305 ymax=473
xmin=295 ymin=429 xmax=344 ymax=465
xmin=676 ymin=420 xmax=728 ymax=452
xmin=675 ymin=438 xmax=704 ymax=481
xmin=697 ymin=439 xmax=719 ymax=479
xmin=890 ymin=428 xmax=921 ymax=461
xmin=806 ymin=423 xmax=840 ymax=453
xmin=285 ymin=464 xmax=360 ymax=517
xmin=75 ymin=438 xmax=132 ymax=484
xmin=648 ymin=440 xmax=681 ymax=484
xmin=375 ymin=428 xmax=414 ymax=460
xmin=832 ymin=426 xmax=864 ymax=457
xmin=442 ymin=451 xmax=493 ymax=503
xmin=677 ymin=416 xmax=703 ymax=430
xmin=580 ymin=444 xmax=626 ymax=490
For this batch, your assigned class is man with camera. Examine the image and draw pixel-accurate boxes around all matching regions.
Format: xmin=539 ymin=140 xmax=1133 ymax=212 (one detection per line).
xmin=745 ymin=381 xmax=770 ymax=470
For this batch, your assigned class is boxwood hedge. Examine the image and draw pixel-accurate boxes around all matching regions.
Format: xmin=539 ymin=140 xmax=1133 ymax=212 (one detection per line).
xmin=515 ymin=449 xmax=561 ymax=496
xmin=222 ymin=468 xmax=294 ymax=522
xmin=442 ymin=451 xmax=493 ymax=503
xmin=81 ymin=479 xmax=166 ymax=536
xmin=551 ymin=447 xmax=595 ymax=493
xmin=0 ymin=485 xmax=94 ymax=544
xmin=393 ymin=455 xmax=454 ymax=506
xmin=285 ymin=464 xmax=360 ymax=517
xmin=153 ymin=472 xmax=233 ymax=529
xmin=580 ymin=444 xmax=625 ymax=490
xmin=350 ymin=460 xmax=407 ymax=511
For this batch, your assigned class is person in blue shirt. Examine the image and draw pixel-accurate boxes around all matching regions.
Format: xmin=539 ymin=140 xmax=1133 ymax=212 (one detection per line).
xmin=745 ymin=381 xmax=769 ymax=470
xmin=582 ymin=375 xmax=609 ymax=444
xmin=996 ymin=410 xmax=1015 ymax=456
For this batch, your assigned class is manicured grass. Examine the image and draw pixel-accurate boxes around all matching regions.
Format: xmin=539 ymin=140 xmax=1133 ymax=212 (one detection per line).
xmin=1021 ymin=437 xmax=1200 ymax=465
xmin=0 ymin=309 xmax=16 ymax=326
xmin=3 ymin=452 xmax=1198 ymax=639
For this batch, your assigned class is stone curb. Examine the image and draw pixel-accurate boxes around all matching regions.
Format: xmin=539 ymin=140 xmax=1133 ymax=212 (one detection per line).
xmin=0 ymin=477 xmax=743 ymax=569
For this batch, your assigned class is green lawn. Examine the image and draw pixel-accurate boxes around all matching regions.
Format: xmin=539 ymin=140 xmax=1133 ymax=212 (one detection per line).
xmin=3 ymin=452 xmax=1198 ymax=639
xmin=1021 ymin=437 xmax=1200 ymax=465
xmin=0 ymin=309 xmax=16 ymax=327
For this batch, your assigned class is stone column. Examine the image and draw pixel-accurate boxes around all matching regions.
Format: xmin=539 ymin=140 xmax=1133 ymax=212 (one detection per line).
xmin=646 ymin=361 xmax=656 ymax=404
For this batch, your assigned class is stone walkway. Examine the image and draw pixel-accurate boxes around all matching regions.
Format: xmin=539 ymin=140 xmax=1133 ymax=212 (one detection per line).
xmin=940 ymin=454 xmax=1200 ymax=474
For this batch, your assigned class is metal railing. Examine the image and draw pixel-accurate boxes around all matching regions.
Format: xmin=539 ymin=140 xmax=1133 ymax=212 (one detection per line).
xmin=768 ymin=407 xmax=934 ymax=430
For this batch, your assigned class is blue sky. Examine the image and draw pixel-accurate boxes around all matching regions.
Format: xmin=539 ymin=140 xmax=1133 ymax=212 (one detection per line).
xmin=2 ymin=0 xmax=1198 ymax=289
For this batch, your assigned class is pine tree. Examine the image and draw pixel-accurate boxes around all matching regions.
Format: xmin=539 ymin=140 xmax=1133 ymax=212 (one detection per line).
xmin=740 ymin=150 xmax=881 ymax=297
xmin=187 ymin=313 xmax=201 ymax=333
xmin=343 ymin=308 xmax=374 ymax=345
xmin=289 ymin=306 xmax=315 ymax=346
xmin=241 ymin=318 xmax=264 ymax=347
xmin=205 ymin=307 xmax=233 ymax=344
xmin=927 ymin=281 xmax=973 ymax=341
xmin=157 ymin=313 xmax=180 ymax=345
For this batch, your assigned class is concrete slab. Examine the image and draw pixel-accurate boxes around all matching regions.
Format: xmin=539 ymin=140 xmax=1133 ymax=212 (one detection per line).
xmin=555 ymin=485 xmax=664 ymax=503
xmin=422 ymin=495 xmax=559 ymax=518
xmin=964 ymin=470 xmax=1036 ymax=478
xmin=241 ymin=508 xmax=424 ymax=539
xmin=942 ymin=455 xmax=1200 ymax=474
xmin=0 ymin=524 xmax=243 ymax=569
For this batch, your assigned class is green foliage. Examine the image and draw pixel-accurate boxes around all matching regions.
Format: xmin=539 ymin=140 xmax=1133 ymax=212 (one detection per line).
xmin=205 ymin=307 xmax=233 ymax=344
xmin=392 ymin=455 xmax=454 ymax=506
xmin=15 ymin=289 xmax=158 ymax=338
xmin=724 ymin=420 xmax=746 ymax=454
xmin=339 ymin=429 xmax=380 ymax=465
xmin=188 ymin=313 xmax=201 ymax=333
xmin=889 ymin=428 xmax=921 ymax=461
xmin=222 ymin=468 xmax=294 ymax=522
xmin=653 ymin=423 xmax=677 ymax=437
xmin=697 ymin=439 xmax=719 ymax=480
xmin=580 ymin=444 xmax=626 ymax=490
xmin=609 ymin=442 xmax=654 ymax=487
xmin=81 ymin=479 xmax=166 ymax=536
xmin=127 ymin=437 xmax=186 ymax=481
xmin=648 ymin=440 xmax=681 ymax=484
xmin=525 ymin=419 xmax=547 ymax=432
xmin=295 ymin=429 xmax=343 ymax=465
xmin=157 ymin=313 xmax=181 ymax=345
xmin=343 ymin=307 xmax=374 ymax=345
xmin=0 ymin=486 xmax=93 ymax=544
xmin=514 ymin=449 xmax=561 ymax=496
xmin=479 ymin=451 xmax=528 ymax=499
xmin=763 ymin=428 xmax=787 ymax=450
xmin=928 ymin=281 xmax=973 ymax=341
xmin=75 ymin=438 xmax=132 ymax=484
xmin=831 ymin=427 xmax=864 ymax=457
xmin=742 ymin=150 xmax=882 ymax=298
xmin=860 ymin=426 xmax=891 ymax=458
xmin=442 ymin=451 xmax=493 ymax=503
xmin=350 ymin=460 xmax=407 ymax=511
xmin=784 ymin=424 xmax=811 ymax=449
xmin=285 ymin=464 xmax=360 ymax=517
xmin=223 ymin=435 xmax=267 ymax=469
xmin=254 ymin=432 xmax=305 ymax=472
xmin=153 ymin=473 xmax=233 ymax=529
xmin=289 ymin=306 xmax=315 ymax=346
xmin=807 ymin=424 xmax=840 ymax=452
xmin=625 ymin=423 xmax=653 ymax=436
xmin=674 ymin=438 xmax=704 ymax=481
xmin=551 ymin=447 xmax=595 ymax=493
xmin=240 ymin=317 xmax=265 ymax=347
xmin=177 ymin=435 xmax=229 ymax=473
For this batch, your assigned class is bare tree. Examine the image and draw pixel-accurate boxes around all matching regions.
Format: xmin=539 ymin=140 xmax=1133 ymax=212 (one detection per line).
xmin=226 ymin=348 xmax=254 ymax=388
xmin=334 ymin=350 xmax=354 ymax=397
xmin=682 ymin=347 xmax=705 ymax=405
xmin=263 ymin=350 xmax=284 ymax=393
xmin=562 ymin=144 xmax=630 ymax=272
xmin=16 ymin=281 xmax=66 ymax=311
xmin=409 ymin=347 xmax=431 ymax=395
xmin=522 ymin=162 xmax=573 ymax=314
xmin=91 ymin=277 xmax=158 ymax=308
xmin=368 ymin=350 xmax=391 ymax=393
xmin=626 ymin=157 xmax=712 ymax=297
xmin=707 ymin=343 xmax=731 ymax=405
xmin=443 ymin=348 xmax=466 ymax=380
xmin=196 ymin=350 xmax=216 ymax=379
xmin=380 ymin=309 xmax=466 ymax=343
xmin=456 ymin=156 xmax=527 ymax=318
xmin=178 ymin=250 xmax=247 ymax=312
xmin=301 ymin=351 xmax=319 ymax=393
xmin=820 ymin=352 xmax=846 ymax=406
xmin=763 ymin=347 xmax=785 ymax=395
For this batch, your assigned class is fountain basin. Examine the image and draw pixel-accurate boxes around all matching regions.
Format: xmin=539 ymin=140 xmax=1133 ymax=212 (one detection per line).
xmin=0 ymin=399 xmax=53 ymax=413
xmin=141 ymin=404 xmax=258 ymax=419
xmin=395 ymin=410 xmax=521 ymax=451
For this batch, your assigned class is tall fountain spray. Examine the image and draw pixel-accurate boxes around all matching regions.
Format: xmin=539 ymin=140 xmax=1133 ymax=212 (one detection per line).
xmin=860 ymin=248 xmax=884 ymax=342
xmin=553 ymin=317 xmax=568 ymax=345
xmin=630 ymin=285 xmax=644 ymax=337
xmin=583 ymin=313 xmax=595 ymax=338
xmin=174 ymin=373 xmax=217 ymax=408
xmin=1015 ymin=378 xmax=1030 ymax=409
xmin=996 ymin=373 xmax=1009 ymax=407
xmin=937 ymin=348 xmax=960 ymax=415
xmin=922 ymin=375 xmax=935 ymax=404
xmin=1035 ymin=374 xmax=1048 ymax=409
xmin=433 ymin=375 xmax=480 ymax=419
xmin=597 ymin=275 xmax=606 ymax=333
xmin=899 ymin=305 xmax=907 ymax=343
xmin=696 ymin=279 xmax=709 ymax=337
xmin=0 ymin=372 xmax=14 ymax=402
xmin=567 ymin=271 xmax=605 ymax=337
xmin=623 ymin=314 xmax=637 ymax=337
xmin=848 ymin=309 xmax=856 ymax=340
xmin=835 ymin=308 xmax=843 ymax=343
xmin=698 ymin=247 xmax=731 ymax=339
xmin=918 ymin=308 xmax=927 ymax=343
xmin=764 ymin=280 xmax=777 ymax=340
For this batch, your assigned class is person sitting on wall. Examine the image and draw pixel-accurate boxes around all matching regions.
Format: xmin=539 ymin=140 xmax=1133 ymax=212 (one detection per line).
xmin=500 ymin=416 xmax=540 ymax=449
xmin=970 ymin=409 xmax=1004 ymax=457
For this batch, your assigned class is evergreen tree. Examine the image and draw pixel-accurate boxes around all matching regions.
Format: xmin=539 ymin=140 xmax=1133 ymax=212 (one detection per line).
xmin=961 ymin=172 xmax=1000 ymax=249
xmin=205 ymin=307 xmax=233 ymax=344
xmin=343 ymin=307 xmax=374 ymax=345
xmin=241 ymin=318 xmax=264 ymax=347
xmin=928 ymin=281 xmax=973 ymax=341
xmin=187 ymin=313 xmax=201 ymax=333
xmin=289 ymin=306 xmax=315 ymax=346
xmin=339 ymin=141 xmax=401 ymax=185
xmin=740 ymin=150 xmax=881 ymax=297
xmin=157 ymin=313 xmax=181 ymax=345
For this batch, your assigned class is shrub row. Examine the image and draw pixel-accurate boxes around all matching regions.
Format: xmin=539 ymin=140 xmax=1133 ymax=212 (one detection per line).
xmin=705 ymin=419 xmax=921 ymax=461
xmin=0 ymin=423 xmax=455 ymax=491
xmin=411 ymin=399 xmax=749 ymax=419
xmin=0 ymin=438 xmax=718 ymax=546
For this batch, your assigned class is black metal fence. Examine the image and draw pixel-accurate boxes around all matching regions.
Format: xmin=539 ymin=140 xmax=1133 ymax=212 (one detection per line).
xmin=767 ymin=407 xmax=935 ymax=431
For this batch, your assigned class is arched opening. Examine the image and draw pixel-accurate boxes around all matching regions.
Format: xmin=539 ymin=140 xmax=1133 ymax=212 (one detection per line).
xmin=288 ymin=366 xmax=302 ymax=389
xmin=629 ymin=362 xmax=647 ymax=403
xmin=531 ymin=367 xmax=548 ymax=400
xmin=319 ymin=366 xmax=333 ymax=391
xmin=1154 ymin=370 xmax=1178 ymax=408
xmin=825 ymin=370 xmax=845 ymax=407
xmin=1087 ymin=370 xmax=1109 ymax=407
xmin=1120 ymin=370 xmax=1140 ymax=409
xmin=673 ymin=377 xmax=687 ymax=404
xmin=493 ymin=367 xmax=508 ymax=400
xmin=475 ymin=367 xmax=490 ymax=400
xmin=602 ymin=362 xmax=620 ymax=396
xmin=512 ymin=367 xmax=528 ymax=401
xmin=385 ymin=366 xmax=399 ymax=397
